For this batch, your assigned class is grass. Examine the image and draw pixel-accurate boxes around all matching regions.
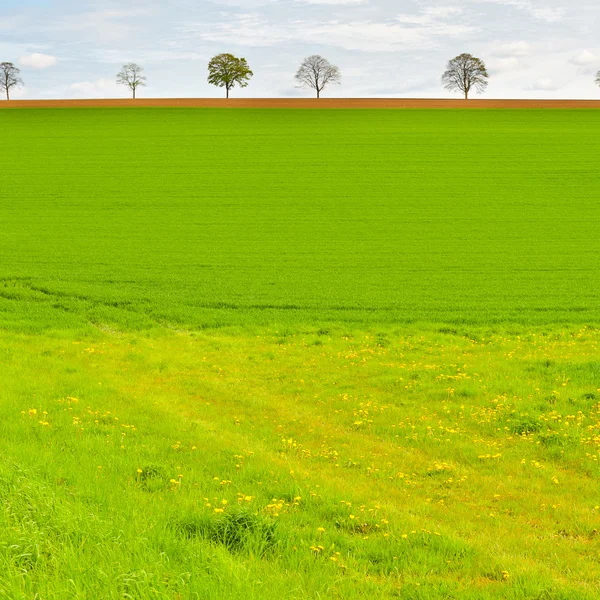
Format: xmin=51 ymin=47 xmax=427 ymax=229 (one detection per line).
xmin=1 ymin=108 xmax=600 ymax=598
xmin=1 ymin=326 xmax=600 ymax=598
xmin=1 ymin=109 xmax=600 ymax=330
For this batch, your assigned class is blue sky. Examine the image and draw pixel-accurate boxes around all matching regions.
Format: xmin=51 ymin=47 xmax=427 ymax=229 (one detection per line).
xmin=1 ymin=0 xmax=599 ymax=99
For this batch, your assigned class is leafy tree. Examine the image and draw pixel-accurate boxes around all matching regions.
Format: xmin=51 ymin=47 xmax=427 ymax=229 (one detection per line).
xmin=0 ymin=62 xmax=23 ymax=100
xmin=442 ymin=53 xmax=489 ymax=99
xmin=295 ymin=55 xmax=341 ymax=98
xmin=207 ymin=54 xmax=253 ymax=98
xmin=116 ymin=63 xmax=147 ymax=99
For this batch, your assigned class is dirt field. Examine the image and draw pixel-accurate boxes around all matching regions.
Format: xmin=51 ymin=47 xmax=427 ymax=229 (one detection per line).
xmin=2 ymin=98 xmax=600 ymax=109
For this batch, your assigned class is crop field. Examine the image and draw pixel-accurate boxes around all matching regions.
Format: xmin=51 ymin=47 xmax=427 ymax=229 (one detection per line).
xmin=2 ymin=108 xmax=600 ymax=331
xmin=1 ymin=108 xmax=600 ymax=599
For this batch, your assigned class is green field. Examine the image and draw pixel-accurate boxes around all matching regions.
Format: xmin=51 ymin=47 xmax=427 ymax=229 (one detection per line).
xmin=1 ymin=109 xmax=600 ymax=599
xmin=2 ymin=109 xmax=600 ymax=330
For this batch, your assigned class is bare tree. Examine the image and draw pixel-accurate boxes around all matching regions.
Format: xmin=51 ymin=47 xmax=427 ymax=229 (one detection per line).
xmin=295 ymin=55 xmax=341 ymax=98
xmin=442 ymin=53 xmax=489 ymax=99
xmin=116 ymin=63 xmax=147 ymax=99
xmin=207 ymin=54 xmax=253 ymax=98
xmin=0 ymin=62 xmax=23 ymax=100
xmin=596 ymin=69 xmax=600 ymax=89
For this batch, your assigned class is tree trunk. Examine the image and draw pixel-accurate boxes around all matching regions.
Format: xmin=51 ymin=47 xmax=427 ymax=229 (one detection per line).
xmin=6 ymin=89 xmax=9 ymax=101
xmin=226 ymin=87 xmax=229 ymax=99
xmin=133 ymin=87 xmax=136 ymax=100
xmin=465 ymin=90 xmax=468 ymax=100
xmin=317 ymin=89 xmax=320 ymax=99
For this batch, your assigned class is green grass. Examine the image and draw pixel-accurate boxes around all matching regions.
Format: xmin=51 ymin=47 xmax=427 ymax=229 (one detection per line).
xmin=1 ymin=327 xmax=600 ymax=598
xmin=1 ymin=108 xmax=600 ymax=598
xmin=1 ymin=108 xmax=600 ymax=330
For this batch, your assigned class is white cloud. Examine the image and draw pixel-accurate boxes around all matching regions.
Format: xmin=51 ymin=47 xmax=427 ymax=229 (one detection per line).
xmin=305 ymin=19 xmax=474 ymax=52
xmin=529 ymin=77 xmax=563 ymax=91
xmin=478 ymin=0 xmax=566 ymax=23
xmin=395 ymin=6 xmax=464 ymax=26
xmin=301 ymin=0 xmax=366 ymax=4
xmin=489 ymin=57 xmax=524 ymax=72
xmin=67 ymin=78 xmax=121 ymax=98
xmin=19 ymin=53 xmax=58 ymax=69
xmin=570 ymin=50 xmax=597 ymax=66
xmin=491 ymin=41 xmax=531 ymax=57
xmin=526 ymin=6 xmax=566 ymax=23
xmin=186 ymin=7 xmax=474 ymax=53
xmin=421 ymin=7 xmax=464 ymax=19
xmin=44 ymin=8 xmax=156 ymax=43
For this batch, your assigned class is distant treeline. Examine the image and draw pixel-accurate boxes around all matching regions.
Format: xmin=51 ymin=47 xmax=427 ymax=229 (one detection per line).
xmin=2 ymin=53 xmax=600 ymax=101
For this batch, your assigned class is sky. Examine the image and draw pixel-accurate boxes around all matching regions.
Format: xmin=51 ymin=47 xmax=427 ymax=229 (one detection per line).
xmin=1 ymin=0 xmax=599 ymax=99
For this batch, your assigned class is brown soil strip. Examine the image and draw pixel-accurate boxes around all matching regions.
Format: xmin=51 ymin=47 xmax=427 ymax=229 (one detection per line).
xmin=2 ymin=98 xmax=600 ymax=109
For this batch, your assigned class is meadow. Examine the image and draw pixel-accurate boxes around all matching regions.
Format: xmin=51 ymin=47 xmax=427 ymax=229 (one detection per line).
xmin=1 ymin=108 xmax=600 ymax=599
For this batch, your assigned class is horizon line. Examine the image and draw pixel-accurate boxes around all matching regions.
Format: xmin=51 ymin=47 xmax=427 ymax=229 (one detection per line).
xmin=3 ymin=98 xmax=600 ymax=109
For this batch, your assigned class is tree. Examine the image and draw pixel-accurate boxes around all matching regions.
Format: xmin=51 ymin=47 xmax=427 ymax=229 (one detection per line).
xmin=116 ymin=63 xmax=146 ymax=99
xmin=596 ymin=69 xmax=600 ymax=89
xmin=0 ymin=62 xmax=23 ymax=100
xmin=295 ymin=55 xmax=341 ymax=98
xmin=207 ymin=54 xmax=253 ymax=98
xmin=442 ymin=53 xmax=489 ymax=99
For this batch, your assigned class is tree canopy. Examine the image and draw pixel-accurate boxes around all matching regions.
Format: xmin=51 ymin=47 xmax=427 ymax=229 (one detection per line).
xmin=207 ymin=54 xmax=253 ymax=98
xmin=442 ymin=53 xmax=489 ymax=99
xmin=116 ymin=63 xmax=147 ymax=99
xmin=295 ymin=55 xmax=341 ymax=98
xmin=0 ymin=62 xmax=23 ymax=100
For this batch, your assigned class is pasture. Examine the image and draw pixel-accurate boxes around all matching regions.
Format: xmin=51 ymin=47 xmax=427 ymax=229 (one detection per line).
xmin=1 ymin=108 xmax=599 ymax=599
